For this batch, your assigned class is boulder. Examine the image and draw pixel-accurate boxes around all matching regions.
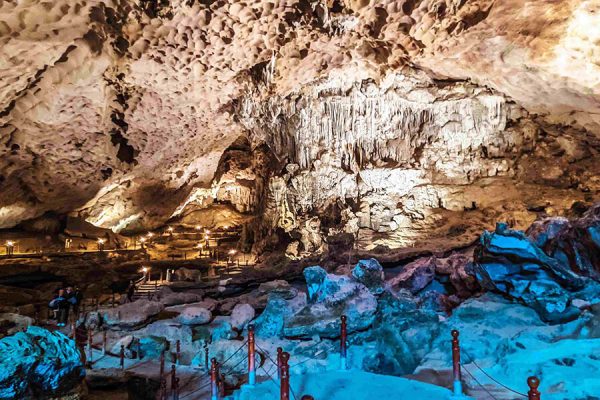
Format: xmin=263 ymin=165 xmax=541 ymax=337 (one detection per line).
xmin=352 ymin=258 xmax=385 ymax=294
xmin=102 ymin=300 xmax=164 ymax=329
xmin=387 ymin=257 xmax=435 ymax=294
xmin=230 ymin=303 xmax=255 ymax=330
xmin=0 ymin=313 xmax=33 ymax=338
xmin=0 ymin=326 xmax=85 ymax=398
xmin=284 ymin=267 xmax=377 ymax=338
xmin=161 ymin=292 xmax=202 ymax=307
xmin=177 ymin=306 xmax=212 ymax=325
xmin=139 ymin=336 xmax=168 ymax=359
xmin=173 ymin=268 xmax=203 ymax=282
xmin=473 ymin=222 xmax=592 ymax=322
xmin=139 ymin=320 xmax=193 ymax=345
xmin=254 ymin=293 xmax=307 ymax=338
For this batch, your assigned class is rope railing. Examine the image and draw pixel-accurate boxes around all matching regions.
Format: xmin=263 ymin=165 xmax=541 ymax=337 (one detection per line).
xmin=451 ymin=330 xmax=543 ymax=400
xmin=77 ymin=314 xmax=551 ymax=400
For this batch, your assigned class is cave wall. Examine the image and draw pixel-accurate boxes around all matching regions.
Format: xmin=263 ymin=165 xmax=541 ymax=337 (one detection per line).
xmin=0 ymin=0 xmax=598 ymax=246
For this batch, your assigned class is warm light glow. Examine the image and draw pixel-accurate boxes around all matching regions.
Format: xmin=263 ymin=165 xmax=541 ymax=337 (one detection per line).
xmin=195 ymin=225 xmax=202 ymax=231
xmin=140 ymin=237 xmax=147 ymax=243
xmin=204 ymin=235 xmax=209 ymax=240
xmin=205 ymin=229 xmax=210 ymax=234
xmin=147 ymin=232 xmax=154 ymax=238
xmin=6 ymin=241 xmax=14 ymax=247
xmin=196 ymin=243 xmax=203 ymax=248
xmin=224 ymin=225 xmax=229 ymax=230
xmin=228 ymin=249 xmax=237 ymax=255
xmin=167 ymin=227 xmax=174 ymax=232
xmin=142 ymin=267 xmax=148 ymax=273
xmin=97 ymin=238 xmax=105 ymax=244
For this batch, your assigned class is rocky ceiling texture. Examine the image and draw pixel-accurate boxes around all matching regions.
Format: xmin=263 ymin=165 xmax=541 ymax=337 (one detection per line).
xmin=0 ymin=0 xmax=599 ymax=257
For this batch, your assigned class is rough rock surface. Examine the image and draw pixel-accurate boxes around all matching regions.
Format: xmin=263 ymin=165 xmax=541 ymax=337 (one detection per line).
xmin=284 ymin=266 xmax=378 ymax=338
xmin=473 ymin=207 xmax=600 ymax=322
xmin=176 ymin=306 xmax=212 ymax=326
xmin=0 ymin=326 xmax=85 ymax=398
xmin=0 ymin=1 xmax=597 ymax=264
xmin=352 ymin=258 xmax=385 ymax=294
xmin=102 ymin=299 xmax=164 ymax=329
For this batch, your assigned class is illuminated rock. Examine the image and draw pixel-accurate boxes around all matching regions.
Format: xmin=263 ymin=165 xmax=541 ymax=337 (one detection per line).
xmin=0 ymin=326 xmax=84 ymax=398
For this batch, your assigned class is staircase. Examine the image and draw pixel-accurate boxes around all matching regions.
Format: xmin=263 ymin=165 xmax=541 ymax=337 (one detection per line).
xmin=132 ymin=280 xmax=165 ymax=301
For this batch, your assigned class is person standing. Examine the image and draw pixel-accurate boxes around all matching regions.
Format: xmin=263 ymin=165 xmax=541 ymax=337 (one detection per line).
xmin=49 ymin=289 xmax=69 ymax=327
xmin=127 ymin=280 xmax=136 ymax=303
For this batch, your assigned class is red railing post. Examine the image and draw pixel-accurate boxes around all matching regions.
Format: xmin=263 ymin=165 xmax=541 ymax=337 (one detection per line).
xmin=528 ymin=377 xmax=541 ymax=400
xmin=451 ymin=330 xmax=462 ymax=396
xmin=120 ymin=344 xmax=125 ymax=370
xmin=210 ymin=358 xmax=219 ymax=400
xmin=280 ymin=352 xmax=290 ymax=400
xmin=248 ymin=324 xmax=256 ymax=385
xmin=340 ymin=315 xmax=347 ymax=370
xmin=277 ymin=347 xmax=283 ymax=380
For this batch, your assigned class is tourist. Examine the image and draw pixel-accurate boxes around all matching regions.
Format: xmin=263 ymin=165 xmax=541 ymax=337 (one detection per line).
xmin=49 ymin=289 xmax=69 ymax=327
xmin=66 ymin=286 xmax=82 ymax=317
xmin=127 ymin=280 xmax=136 ymax=302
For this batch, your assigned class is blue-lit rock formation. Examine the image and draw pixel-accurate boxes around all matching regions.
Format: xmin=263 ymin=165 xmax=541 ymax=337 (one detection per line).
xmin=473 ymin=206 xmax=600 ymax=322
xmin=0 ymin=326 xmax=85 ymax=399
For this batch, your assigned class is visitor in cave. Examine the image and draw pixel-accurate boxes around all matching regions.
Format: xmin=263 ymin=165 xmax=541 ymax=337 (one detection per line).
xmin=66 ymin=286 xmax=82 ymax=317
xmin=126 ymin=280 xmax=136 ymax=302
xmin=49 ymin=289 xmax=69 ymax=327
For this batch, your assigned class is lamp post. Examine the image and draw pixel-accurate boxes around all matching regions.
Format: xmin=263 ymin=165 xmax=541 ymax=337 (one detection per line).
xmin=140 ymin=237 xmax=146 ymax=250
xmin=167 ymin=226 xmax=174 ymax=238
xmin=142 ymin=267 xmax=149 ymax=283
xmin=195 ymin=225 xmax=202 ymax=239
xmin=5 ymin=240 xmax=14 ymax=256
xmin=97 ymin=238 xmax=105 ymax=251
xmin=197 ymin=243 xmax=204 ymax=258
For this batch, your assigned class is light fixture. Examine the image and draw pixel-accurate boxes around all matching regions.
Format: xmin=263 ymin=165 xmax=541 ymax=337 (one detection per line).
xmin=205 ymin=229 xmax=210 ymax=234
xmin=196 ymin=243 xmax=203 ymax=248
xmin=140 ymin=237 xmax=147 ymax=243
xmin=224 ymin=225 xmax=229 ymax=230
xmin=204 ymin=235 xmax=209 ymax=240
xmin=6 ymin=241 xmax=14 ymax=247
xmin=147 ymin=232 xmax=154 ymax=238
xmin=195 ymin=225 xmax=201 ymax=231
xmin=167 ymin=227 xmax=174 ymax=232
xmin=142 ymin=267 xmax=148 ymax=273
xmin=97 ymin=238 xmax=105 ymax=244
xmin=228 ymin=249 xmax=237 ymax=255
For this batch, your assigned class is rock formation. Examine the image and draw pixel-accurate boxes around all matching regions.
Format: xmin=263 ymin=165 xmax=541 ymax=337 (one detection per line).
xmin=0 ymin=0 xmax=597 ymax=262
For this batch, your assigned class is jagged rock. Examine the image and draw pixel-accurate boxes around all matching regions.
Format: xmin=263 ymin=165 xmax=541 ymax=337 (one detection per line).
xmin=102 ymin=300 xmax=164 ymax=329
xmin=139 ymin=320 xmax=193 ymax=345
xmin=363 ymin=291 xmax=440 ymax=376
xmin=352 ymin=258 xmax=385 ymax=294
xmin=0 ymin=313 xmax=33 ymax=338
xmin=177 ymin=306 xmax=212 ymax=325
xmin=473 ymin=222 xmax=595 ymax=322
xmin=388 ymin=257 xmax=436 ymax=294
xmin=230 ymin=303 xmax=255 ymax=330
xmin=139 ymin=336 xmax=168 ymax=359
xmin=161 ymin=292 xmax=203 ymax=307
xmin=0 ymin=326 xmax=85 ymax=398
xmin=254 ymin=293 xmax=307 ymax=338
xmin=173 ymin=268 xmax=203 ymax=282
xmin=284 ymin=268 xmax=377 ymax=338
xmin=210 ymin=317 xmax=236 ymax=342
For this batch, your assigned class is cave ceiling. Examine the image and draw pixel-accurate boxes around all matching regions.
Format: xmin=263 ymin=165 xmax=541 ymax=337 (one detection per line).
xmin=0 ymin=0 xmax=599 ymax=246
